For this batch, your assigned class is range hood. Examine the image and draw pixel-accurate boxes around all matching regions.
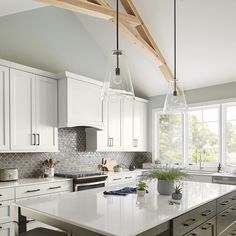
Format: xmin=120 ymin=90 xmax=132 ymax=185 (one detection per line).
xmin=57 ymin=71 xmax=104 ymax=130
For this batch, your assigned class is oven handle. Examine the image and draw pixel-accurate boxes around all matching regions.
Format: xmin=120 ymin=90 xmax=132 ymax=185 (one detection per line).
xmin=75 ymin=180 xmax=106 ymax=190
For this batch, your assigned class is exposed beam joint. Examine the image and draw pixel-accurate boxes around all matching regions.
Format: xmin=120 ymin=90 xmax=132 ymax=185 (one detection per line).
xmin=36 ymin=0 xmax=140 ymax=26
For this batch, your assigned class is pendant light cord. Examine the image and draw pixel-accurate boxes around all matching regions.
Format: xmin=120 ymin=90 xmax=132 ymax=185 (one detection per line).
xmin=173 ymin=0 xmax=177 ymax=96
xmin=116 ymin=0 xmax=120 ymax=75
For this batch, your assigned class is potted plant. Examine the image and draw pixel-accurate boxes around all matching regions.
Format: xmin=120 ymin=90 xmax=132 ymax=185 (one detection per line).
xmin=172 ymin=185 xmax=183 ymax=200
xmin=137 ymin=181 xmax=148 ymax=197
xmin=149 ymin=168 xmax=186 ymax=195
xmin=113 ymin=165 xmax=122 ymax=172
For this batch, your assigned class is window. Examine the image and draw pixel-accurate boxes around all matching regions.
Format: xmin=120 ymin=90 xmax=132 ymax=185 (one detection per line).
xmin=187 ymin=106 xmax=220 ymax=167
xmin=223 ymin=103 xmax=236 ymax=165
xmin=158 ymin=113 xmax=183 ymax=164
xmin=153 ymin=102 xmax=236 ymax=169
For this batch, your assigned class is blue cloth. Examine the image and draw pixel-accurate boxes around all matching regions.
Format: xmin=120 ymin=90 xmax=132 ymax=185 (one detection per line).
xmin=104 ymin=187 xmax=137 ymax=196
xmin=104 ymin=187 xmax=148 ymax=196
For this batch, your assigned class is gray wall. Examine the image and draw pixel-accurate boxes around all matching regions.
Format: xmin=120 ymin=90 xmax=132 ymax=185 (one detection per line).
xmin=0 ymin=7 xmax=106 ymax=81
xmin=150 ymin=81 xmax=236 ymax=109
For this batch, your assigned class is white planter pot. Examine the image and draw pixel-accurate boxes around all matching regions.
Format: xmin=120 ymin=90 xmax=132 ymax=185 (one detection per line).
xmin=137 ymin=189 xmax=146 ymax=197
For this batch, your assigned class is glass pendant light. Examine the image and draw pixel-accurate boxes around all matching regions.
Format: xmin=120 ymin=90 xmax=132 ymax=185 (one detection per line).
xmin=163 ymin=0 xmax=187 ymax=114
xmin=101 ymin=0 xmax=135 ymax=101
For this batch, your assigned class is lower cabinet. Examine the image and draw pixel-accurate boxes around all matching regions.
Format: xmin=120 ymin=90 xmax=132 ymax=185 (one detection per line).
xmin=0 ymin=222 xmax=14 ymax=236
xmin=185 ymin=217 xmax=216 ymax=236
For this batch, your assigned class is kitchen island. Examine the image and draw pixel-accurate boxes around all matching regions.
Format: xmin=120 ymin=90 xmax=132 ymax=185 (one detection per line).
xmin=14 ymin=181 xmax=236 ymax=236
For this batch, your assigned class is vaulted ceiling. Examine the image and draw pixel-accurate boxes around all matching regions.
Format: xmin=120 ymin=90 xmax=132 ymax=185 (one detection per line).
xmin=0 ymin=0 xmax=236 ymax=98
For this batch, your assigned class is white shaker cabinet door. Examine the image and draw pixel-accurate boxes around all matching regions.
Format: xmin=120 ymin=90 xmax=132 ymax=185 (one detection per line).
xmin=10 ymin=69 xmax=36 ymax=151
xmin=0 ymin=66 xmax=9 ymax=151
xmin=133 ymin=101 xmax=148 ymax=151
xmin=107 ymin=99 xmax=122 ymax=150
xmin=123 ymin=100 xmax=133 ymax=150
xmin=35 ymin=75 xmax=58 ymax=151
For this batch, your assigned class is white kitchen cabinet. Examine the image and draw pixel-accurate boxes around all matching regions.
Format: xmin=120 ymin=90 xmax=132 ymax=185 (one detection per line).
xmin=0 ymin=66 xmax=9 ymax=151
xmin=123 ymin=99 xmax=148 ymax=151
xmin=10 ymin=69 xmax=58 ymax=152
xmin=86 ymin=99 xmax=122 ymax=151
xmin=0 ymin=222 xmax=14 ymax=236
xmin=58 ymin=72 xmax=104 ymax=129
xmin=185 ymin=174 xmax=212 ymax=183
xmin=35 ymin=75 xmax=58 ymax=151
xmin=86 ymin=97 xmax=148 ymax=152
xmin=10 ymin=69 xmax=36 ymax=151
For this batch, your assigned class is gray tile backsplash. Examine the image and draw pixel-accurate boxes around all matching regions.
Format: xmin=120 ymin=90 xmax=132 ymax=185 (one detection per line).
xmin=0 ymin=128 xmax=151 ymax=178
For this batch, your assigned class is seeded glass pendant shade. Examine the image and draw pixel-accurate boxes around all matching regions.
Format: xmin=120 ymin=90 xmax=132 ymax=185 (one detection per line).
xmin=163 ymin=0 xmax=187 ymax=114
xmin=101 ymin=0 xmax=135 ymax=101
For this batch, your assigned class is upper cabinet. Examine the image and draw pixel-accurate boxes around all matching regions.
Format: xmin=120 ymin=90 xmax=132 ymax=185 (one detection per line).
xmin=86 ymin=97 xmax=149 ymax=152
xmin=0 ymin=58 xmax=58 ymax=153
xmin=10 ymin=69 xmax=58 ymax=152
xmin=0 ymin=66 xmax=9 ymax=151
xmin=58 ymin=72 xmax=104 ymax=130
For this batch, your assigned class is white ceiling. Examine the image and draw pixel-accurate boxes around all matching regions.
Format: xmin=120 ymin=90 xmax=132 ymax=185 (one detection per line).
xmin=0 ymin=0 xmax=45 ymax=17
xmin=0 ymin=0 xmax=236 ymax=97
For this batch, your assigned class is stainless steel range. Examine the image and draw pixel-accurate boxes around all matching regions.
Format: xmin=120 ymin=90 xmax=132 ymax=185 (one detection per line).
xmin=55 ymin=171 xmax=108 ymax=191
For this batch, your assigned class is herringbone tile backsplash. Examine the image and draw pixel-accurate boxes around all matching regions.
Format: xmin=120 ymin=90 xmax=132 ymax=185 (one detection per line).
xmin=0 ymin=128 xmax=151 ymax=178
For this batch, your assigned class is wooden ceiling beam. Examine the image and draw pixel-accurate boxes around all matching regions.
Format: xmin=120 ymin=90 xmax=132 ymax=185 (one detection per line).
xmin=36 ymin=0 xmax=140 ymax=26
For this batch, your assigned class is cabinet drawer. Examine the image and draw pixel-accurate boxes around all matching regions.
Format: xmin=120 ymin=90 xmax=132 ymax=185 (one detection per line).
xmin=43 ymin=181 xmax=72 ymax=194
xmin=0 ymin=222 xmax=14 ymax=236
xmin=0 ymin=188 xmax=14 ymax=201
xmin=217 ymin=204 xmax=236 ymax=235
xmin=173 ymin=200 xmax=216 ymax=236
xmin=0 ymin=201 xmax=14 ymax=224
xmin=16 ymin=185 xmax=44 ymax=199
xmin=220 ymin=221 xmax=236 ymax=236
xmin=217 ymin=191 xmax=236 ymax=213
xmin=108 ymin=173 xmax=135 ymax=185
xmin=185 ymin=217 xmax=216 ymax=236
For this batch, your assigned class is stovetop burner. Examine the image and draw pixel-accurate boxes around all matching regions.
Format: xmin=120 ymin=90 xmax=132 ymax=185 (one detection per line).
xmin=55 ymin=171 xmax=107 ymax=179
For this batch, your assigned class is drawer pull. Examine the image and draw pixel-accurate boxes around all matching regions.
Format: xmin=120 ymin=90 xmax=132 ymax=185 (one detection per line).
xmin=201 ymin=222 xmax=212 ymax=230
xmin=0 ymin=194 xmax=2 ymax=197
xmin=231 ymin=196 xmax=236 ymax=201
xmin=182 ymin=218 xmax=197 ymax=226
xmin=220 ymin=200 xmax=230 ymax=206
xmin=230 ymin=230 xmax=236 ymax=235
xmin=0 ymin=226 xmax=2 ymax=229
xmin=221 ymin=211 xmax=230 ymax=217
xmin=26 ymin=189 xmax=40 ymax=193
xmin=125 ymin=176 xmax=132 ymax=179
xmin=188 ymin=234 xmax=197 ymax=236
xmin=49 ymin=186 xmax=62 ymax=190
xmin=201 ymin=209 xmax=214 ymax=216
xmin=0 ymin=203 xmax=2 ymax=206
xmin=113 ymin=178 xmax=122 ymax=181
xmin=230 ymin=206 xmax=236 ymax=211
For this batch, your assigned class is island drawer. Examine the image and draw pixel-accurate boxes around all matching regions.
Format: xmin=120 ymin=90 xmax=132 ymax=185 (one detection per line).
xmin=0 ymin=200 xmax=14 ymax=224
xmin=217 ymin=191 xmax=236 ymax=213
xmin=185 ymin=216 xmax=216 ymax=236
xmin=0 ymin=188 xmax=14 ymax=201
xmin=219 ymin=221 xmax=236 ymax=236
xmin=0 ymin=222 xmax=14 ymax=236
xmin=172 ymin=200 xmax=216 ymax=236
xmin=217 ymin=204 xmax=236 ymax=235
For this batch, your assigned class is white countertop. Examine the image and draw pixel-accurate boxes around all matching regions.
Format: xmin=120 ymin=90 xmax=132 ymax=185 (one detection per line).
xmin=187 ymin=170 xmax=236 ymax=178
xmin=0 ymin=177 xmax=71 ymax=189
xmin=15 ymin=181 xmax=236 ymax=236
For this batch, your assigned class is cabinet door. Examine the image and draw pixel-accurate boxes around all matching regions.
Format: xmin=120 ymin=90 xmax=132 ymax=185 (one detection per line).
xmin=133 ymin=101 xmax=148 ymax=151
xmin=107 ymin=99 xmax=121 ymax=150
xmin=0 ymin=66 xmax=9 ymax=151
xmin=123 ymin=100 xmax=133 ymax=150
xmin=0 ymin=222 xmax=14 ymax=236
xmin=10 ymin=69 xmax=36 ymax=151
xmin=35 ymin=75 xmax=58 ymax=151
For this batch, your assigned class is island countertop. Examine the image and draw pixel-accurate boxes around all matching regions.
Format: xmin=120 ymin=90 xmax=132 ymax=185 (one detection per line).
xmin=14 ymin=181 xmax=236 ymax=236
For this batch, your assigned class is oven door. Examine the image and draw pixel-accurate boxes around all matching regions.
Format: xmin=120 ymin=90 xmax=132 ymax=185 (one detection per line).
xmin=75 ymin=180 xmax=106 ymax=191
